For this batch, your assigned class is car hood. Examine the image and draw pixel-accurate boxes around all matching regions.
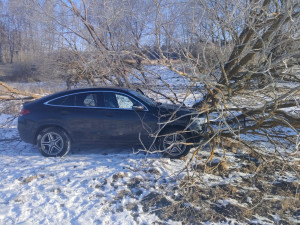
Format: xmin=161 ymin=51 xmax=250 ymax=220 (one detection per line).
xmin=157 ymin=103 xmax=196 ymax=116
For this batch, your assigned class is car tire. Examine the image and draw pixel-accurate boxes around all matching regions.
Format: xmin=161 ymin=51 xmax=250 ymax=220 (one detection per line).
xmin=159 ymin=128 xmax=191 ymax=158
xmin=37 ymin=127 xmax=71 ymax=157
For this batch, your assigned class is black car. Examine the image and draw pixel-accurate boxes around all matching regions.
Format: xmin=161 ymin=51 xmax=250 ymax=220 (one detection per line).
xmin=18 ymin=87 xmax=207 ymax=158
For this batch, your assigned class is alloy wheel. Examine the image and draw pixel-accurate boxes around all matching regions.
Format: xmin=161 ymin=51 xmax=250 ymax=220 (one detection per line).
xmin=40 ymin=132 xmax=64 ymax=156
xmin=162 ymin=132 xmax=187 ymax=157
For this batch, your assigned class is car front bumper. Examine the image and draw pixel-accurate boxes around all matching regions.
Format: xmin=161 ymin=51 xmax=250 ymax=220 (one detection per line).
xmin=187 ymin=117 xmax=208 ymax=144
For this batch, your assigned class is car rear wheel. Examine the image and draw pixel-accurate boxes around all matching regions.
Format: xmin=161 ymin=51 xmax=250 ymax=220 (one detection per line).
xmin=159 ymin=129 xmax=191 ymax=158
xmin=37 ymin=127 xmax=71 ymax=157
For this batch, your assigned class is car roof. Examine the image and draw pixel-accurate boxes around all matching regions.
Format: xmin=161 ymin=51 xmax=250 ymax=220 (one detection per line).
xmin=58 ymin=86 xmax=130 ymax=94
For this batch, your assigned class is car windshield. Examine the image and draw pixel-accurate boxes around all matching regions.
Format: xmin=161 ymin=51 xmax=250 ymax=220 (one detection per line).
xmin=128 ymin=90 xmax=156 ymax=106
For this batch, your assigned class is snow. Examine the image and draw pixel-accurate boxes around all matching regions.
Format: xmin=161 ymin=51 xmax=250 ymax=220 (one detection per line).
xmin=1 ymin=110 xmax=299 ymax=224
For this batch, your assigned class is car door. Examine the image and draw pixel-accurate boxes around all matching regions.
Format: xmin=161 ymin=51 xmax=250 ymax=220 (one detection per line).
xmin=68 ymin=92 xmax=105 ymax=145
xmin=101 ymin=91 xmax=152 ymax=146
xmin=47 ymin=92 xmax=105 ymax=146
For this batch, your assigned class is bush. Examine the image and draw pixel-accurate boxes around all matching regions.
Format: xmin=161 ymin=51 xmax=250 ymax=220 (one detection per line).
xmin=9 ymin=61 xmax=40 ymax=82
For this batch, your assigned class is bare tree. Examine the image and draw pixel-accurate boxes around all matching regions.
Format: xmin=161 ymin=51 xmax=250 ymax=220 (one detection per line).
xmin=152 ymin=0 xmax=300 ymax=138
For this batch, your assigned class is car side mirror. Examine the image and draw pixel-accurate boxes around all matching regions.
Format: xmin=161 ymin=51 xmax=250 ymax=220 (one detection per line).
xmin=132 ymin=105 xmax=145 ymax=111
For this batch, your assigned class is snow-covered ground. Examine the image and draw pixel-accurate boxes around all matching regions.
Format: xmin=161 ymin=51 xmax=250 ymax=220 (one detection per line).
xmin=1 ymin=114 xmax=299 ymax=224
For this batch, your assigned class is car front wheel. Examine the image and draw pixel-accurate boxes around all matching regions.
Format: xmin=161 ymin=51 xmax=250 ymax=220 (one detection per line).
xmin=37 ymin=127 xmax=71 ymax=157
xmin=159 ymin=129 xmax=191 ymax=158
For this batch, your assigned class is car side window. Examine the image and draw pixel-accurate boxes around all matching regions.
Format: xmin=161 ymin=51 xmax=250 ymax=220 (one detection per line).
xmin=76 ymin=93 xmax=99 ymax=107
xmin=103 ymin=92 xmax=119 ymax=108
xmin=46 ymin=91 xmax=144 ymax=109
xmin=47 ymin=95 xmax=75 ymax=106
xmin=103 ymin=92 xmax=140 ymax=109
xmin=83 ymin=94 xmax=96 ymax=107
xmin=116 ymin=94 xmax=135 ymax=109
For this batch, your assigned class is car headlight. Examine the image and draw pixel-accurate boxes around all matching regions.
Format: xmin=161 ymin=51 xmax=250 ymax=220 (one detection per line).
xmin=189 ymin=117 xmax=207 ymax=131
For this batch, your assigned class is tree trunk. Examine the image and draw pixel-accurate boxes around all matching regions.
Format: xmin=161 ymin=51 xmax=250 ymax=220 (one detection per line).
xmin=9 ymin=45 xmax=14 ymax=64
xmin=0 ymin=43 xmax=3 ymax=63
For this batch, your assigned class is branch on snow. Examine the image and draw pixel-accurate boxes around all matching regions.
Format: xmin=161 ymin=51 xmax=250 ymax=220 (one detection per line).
xmin=0 ymin=81 xmax=41 ymax=99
